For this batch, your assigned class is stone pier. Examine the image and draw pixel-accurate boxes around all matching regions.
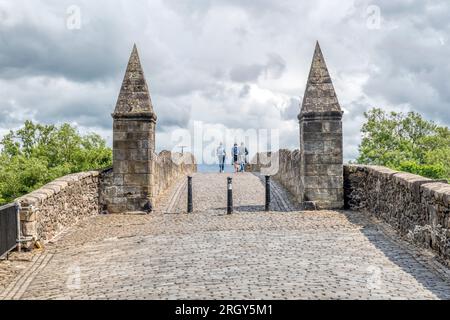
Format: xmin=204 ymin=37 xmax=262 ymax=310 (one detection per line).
xmin=298 ymin=42 xmax=344 ymax=209
xmin=109 ymin=44 xmax=157 ymax=213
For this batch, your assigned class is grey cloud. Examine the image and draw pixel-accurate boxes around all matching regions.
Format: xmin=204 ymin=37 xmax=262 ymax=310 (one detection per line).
xmin=33 ymin=100 xmax=113 ymax=130
xmin=163 ymin=0 xmax=293 ymax=17
xmin=281 ymin=98 xmax=301 ymax=121
xmin=0 ymin=19 xmax=124 ymax=82
xmin=200 ymin=83 xmax=231 ymax=101
xmin=1 ymin=0 xmax=449 ymax=159
xmin=264 ymin=54 xmax=286 ymax=79
xmin=153 ymin=97 xmax=192 ymax=130
xmin=362 ymin=1 xmax=450 ymax=126
xmin=342 ymin=99 xmax=373 ymax=161
xmin=230 ymin=64 xmax=265 ymax=83
xmin=0 ymin=108 xmax=24 ymax=129
xmin=0 ymin=77 xmax=116 ymax=130
xmin=230 ymin=53 xmax=286 ymax=83
xmin=0 ymin=1 xmax=171 ymax=83
xmin=192 ymin=83 xmax=284 ymax=131
xmin=239 ymin=84 xmax=251 ymax=98
xmin=369 ymin=0 xmax=426 ymax=18
xmin=151 ymin=68 xmax=216 ymax=97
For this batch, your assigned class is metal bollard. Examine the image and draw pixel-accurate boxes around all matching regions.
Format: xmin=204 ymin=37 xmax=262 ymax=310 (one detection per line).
xmin=187 ymin=176 xmax=193 ymax=213
xmin=265 ymin=175 xmax=271 ymax=212
xmin=227 ymin=177 xmax=233 ymax=215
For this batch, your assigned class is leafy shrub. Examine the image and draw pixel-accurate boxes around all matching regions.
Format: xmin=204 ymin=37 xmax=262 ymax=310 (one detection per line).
xmin=0 ymin=121 xmax=112 ymax=205
xmin=357 ymin=108 xmax=450 ymax=182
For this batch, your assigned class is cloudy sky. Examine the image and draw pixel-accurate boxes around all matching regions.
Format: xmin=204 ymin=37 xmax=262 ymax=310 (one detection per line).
xmin=1 ymin=0 xmax=449 ymax=162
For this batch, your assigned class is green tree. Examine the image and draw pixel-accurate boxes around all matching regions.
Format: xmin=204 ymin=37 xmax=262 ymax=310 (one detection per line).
xmin=357 ymin=108 xmax=450 ymax=181
xmin=0 ymin=121 xmax=112 ymax=205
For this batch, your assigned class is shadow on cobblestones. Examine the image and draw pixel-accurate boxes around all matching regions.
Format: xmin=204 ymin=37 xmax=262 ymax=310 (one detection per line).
xmin=343 ymin=211 xmax=450 ymax=300
xmin=252 ymin=173 xmax=301 ymax=212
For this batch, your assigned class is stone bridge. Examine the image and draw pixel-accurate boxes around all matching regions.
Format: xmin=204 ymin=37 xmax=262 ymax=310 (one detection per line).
xmin=1 ymin=43 xmax=449 ymax=300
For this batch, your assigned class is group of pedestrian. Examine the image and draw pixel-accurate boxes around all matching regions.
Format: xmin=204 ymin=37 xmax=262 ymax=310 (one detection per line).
xmin=216 ymin=142 xmax=249 ymax=173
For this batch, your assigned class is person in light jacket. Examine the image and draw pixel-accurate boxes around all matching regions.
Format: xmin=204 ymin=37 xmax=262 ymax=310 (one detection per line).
xmin=216 ymin=142 xmax=226 ymax=173
xmin=238 ymin=142 xmax=248 ymax=172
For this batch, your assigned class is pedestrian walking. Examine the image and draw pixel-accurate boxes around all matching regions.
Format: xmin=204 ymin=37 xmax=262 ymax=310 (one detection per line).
xmin=232 ymin=143 xmax=240 ymax=173
xmin=238 ymin=142 xmax=248 ymax=172
xmin=216 ymin=142 xmax=226 ymax=173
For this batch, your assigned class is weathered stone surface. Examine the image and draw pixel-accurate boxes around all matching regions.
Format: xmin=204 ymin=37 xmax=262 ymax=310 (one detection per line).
xmin=21 ymin=221 xmax=36 ymax=237
xmin=123 ymin=173 xmax=152 ymax=186
xmin=16 ymin=171 xmax=100 ymax=245
xmin=305 ymin=154 xmax=342 ymax=164
xmin=304 ymin=163 xmax=342 ymax=176
xmin=302 ymin=176 xmax=343 ymax=189
xmin=303 ymin=132 xmax=342 ymax=141
xmin=248 ymin=150 xmax=303 ymax=206
xmin=298 ymin=42 xmax=344 ymax=209
xmin=303 ymin=140 xmax=324 ymax=153
xmin=152 ymin=152 xmax=197 ymax=200
xmin=303 ymin=188 xmax=343 ymax=202
xmin=299 ymin=42 xmax=342 ymax=115
xmin=99 ymin=152 xmax=196 ymax=214
xmin=344 ymin=164 xmax=450 ymax=263
xmin=108 ymin=45 xmax=158 ymax=213
xmin=113 ymin=44 xmax=156 ymax=120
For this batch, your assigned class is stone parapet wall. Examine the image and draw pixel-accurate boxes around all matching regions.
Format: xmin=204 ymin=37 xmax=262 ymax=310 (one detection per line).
xmin=14 ymin=150 xmax=196 ymax=248
xmin=344 ymin=165 xmax=450 ymax=262
xmin=16 ymin=171 xmax=100 ymax=246
xmin=152 ymin=151 xmax=197 ymax=201
xmin=250 ymin=148 xmax=343 ymax=209
xmin=100 ymin=151 xmax=196 ymax=213
xmin=249 ymin=150 xmax=303 ymax=205
xmin=98 ymin=168 xmax=114 ymax=213
xmin=250 ymin=155 xmax=450 ymax=262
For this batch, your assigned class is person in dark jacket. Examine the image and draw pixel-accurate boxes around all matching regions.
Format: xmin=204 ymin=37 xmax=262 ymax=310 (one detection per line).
xmin=232 ymin=143 xmax=239 ymax=173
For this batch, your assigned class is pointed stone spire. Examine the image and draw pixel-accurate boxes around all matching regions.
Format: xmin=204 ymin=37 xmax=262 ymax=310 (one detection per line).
xmin=300 ymin=41 xmax=342 ymax=116
xmin=113 ymin=44 xmax=157 ymax=121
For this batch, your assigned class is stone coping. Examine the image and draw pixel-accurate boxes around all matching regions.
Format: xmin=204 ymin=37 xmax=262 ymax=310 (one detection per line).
xmin=422 ymin=183 xmax=450 ymax=205
xmin=112 ymin=112 xmax=157 ymax=122
xmin=344 ymin=164 xmax=449 ymax=200
xmin=157 ymin=151 xmax=197 ymax=165
xmin=298 ymin=110 xmax=344 ymax=121
xmin=16 ymin=171 xmax=100 ymax=207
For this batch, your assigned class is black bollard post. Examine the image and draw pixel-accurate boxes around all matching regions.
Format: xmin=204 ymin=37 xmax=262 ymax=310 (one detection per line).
xmin=187 ymin=176 xmax=193 ymax=213
xmin=227 ymin=177 xmax=233 ymax=215
xmin=265 ymin=175 xmax=271 ymax=212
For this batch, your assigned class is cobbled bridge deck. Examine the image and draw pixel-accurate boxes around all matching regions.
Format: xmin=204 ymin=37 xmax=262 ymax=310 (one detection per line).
xmin=1 ymin=173 xmax=450 ymax=300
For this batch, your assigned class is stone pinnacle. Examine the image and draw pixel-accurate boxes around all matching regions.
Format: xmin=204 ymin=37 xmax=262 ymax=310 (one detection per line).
xmin=113 ymin=44 xmax=156 ymax=121
xmin=300 ymin=41 xmax=342 ymax=115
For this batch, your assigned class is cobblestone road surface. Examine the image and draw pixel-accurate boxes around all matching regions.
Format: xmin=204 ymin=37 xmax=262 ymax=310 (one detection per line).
xmin=1 ymin=173 xmax=450 ymax=300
